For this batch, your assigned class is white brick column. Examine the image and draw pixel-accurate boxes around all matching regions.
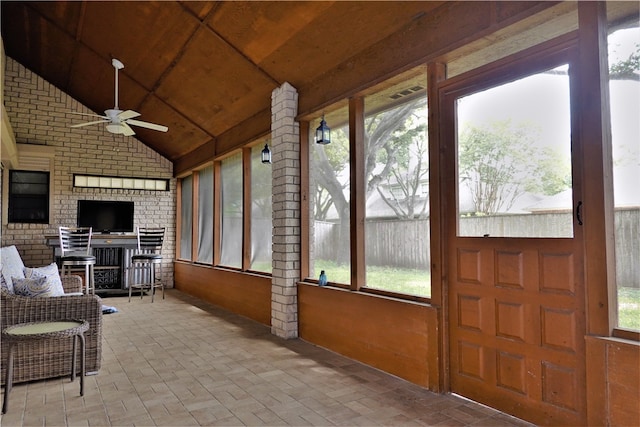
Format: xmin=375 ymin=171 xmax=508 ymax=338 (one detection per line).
xmin=270 ymin=82 xmax=300 ymax=339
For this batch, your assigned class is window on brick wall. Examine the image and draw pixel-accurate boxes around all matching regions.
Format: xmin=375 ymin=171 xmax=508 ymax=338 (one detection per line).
xmin=3 ymin=143 xmax=55 ymax=225
xmin=8 ymin=170 xmax=50 ymax=224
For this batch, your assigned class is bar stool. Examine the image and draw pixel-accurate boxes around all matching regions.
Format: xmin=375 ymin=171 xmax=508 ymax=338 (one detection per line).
xmin=59 ymin=227 xmax=96 ymax=295
xmin=129 ymin=227 xmax=165 ymax=302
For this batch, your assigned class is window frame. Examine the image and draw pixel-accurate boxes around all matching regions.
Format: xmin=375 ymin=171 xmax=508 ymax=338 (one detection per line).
xmin=176 ymin=173 xmax=194 ymax=261
xmin=7 ymin=169 xmax=50 ymax=224
xmin=2 ymin=143 xmax=55 ymax=226
xmin=195 ymin=164 xmax=214 ymax=264
xmin=303 ymin=90 xmax=434 ymax=303
xmin=175 ymin=140 xmax=272 ymax=278
xmin=218 ymin=151 xmax=244 ymax=270
xmin=248 ymin=142 xmax=273 ymax=274
xmin=607 ymin=19 xmax=640 ymax=341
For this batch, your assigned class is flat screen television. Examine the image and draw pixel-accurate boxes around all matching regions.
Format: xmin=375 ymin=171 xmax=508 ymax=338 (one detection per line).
xmin=77 ymin=200 xmax=134 ymax=233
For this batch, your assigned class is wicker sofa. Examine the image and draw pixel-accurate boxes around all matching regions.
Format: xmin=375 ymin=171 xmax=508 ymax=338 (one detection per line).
xmin=0 ymin=245 xmax=103 ymax=385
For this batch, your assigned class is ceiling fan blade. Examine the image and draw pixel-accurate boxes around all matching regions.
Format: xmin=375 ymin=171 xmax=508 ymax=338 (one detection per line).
xmin=121 ymin=122 xmax=136 ymax=136
xmin=70 ymin=120 xmax=109 ymax=128
xmin=69 ymin=111 xmax=109 ymax=119
xmin=118 ymin=110 xmax=140 ymax=120
xmin=126 ymin=119 xmax=168 ymax=132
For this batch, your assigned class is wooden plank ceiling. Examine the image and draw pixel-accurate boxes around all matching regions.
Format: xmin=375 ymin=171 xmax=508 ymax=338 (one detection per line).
xmin=1 ymin=1 xmax=443 ymax=163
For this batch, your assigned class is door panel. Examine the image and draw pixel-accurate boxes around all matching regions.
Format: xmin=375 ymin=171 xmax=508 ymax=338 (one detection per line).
xmin=449 ymin=238 xmax=585 ymax=425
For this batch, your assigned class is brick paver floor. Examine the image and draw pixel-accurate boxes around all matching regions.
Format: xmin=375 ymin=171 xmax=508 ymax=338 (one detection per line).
xmin=0 ymin=289 xmax=534 ymax=426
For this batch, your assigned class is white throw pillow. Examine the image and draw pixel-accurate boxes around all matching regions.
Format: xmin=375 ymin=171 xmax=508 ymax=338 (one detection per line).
xmin=0 ymin=245 xmax=26 ymax=293
xmin=12 ymin=275 xmax=57 ymax=297
xmin=23 ymin=263 xmax=65 ymax=297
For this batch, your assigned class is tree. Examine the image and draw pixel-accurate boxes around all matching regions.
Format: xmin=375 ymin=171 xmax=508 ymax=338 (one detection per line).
xmin=458 ymin=120 xmax=570 ymax=215
xmin=310 ymin=98 xmax=426 ymax=262
xmin=376 ymin=125 xmax=429 ymax=219
xmin=311 ymin=127 xmax=349 ymax=222
xmin=609 ymin=42 xmax=640 ymax=81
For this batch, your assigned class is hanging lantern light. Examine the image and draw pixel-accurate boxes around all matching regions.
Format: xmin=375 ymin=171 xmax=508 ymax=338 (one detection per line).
xmin=261 ymin=143 xmax=271 ymax=164
xmin=315 ymin=114 xmax=331 ymax=145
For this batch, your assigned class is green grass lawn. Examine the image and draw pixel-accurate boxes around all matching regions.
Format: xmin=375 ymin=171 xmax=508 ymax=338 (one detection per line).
xmin=618 ymin=287 xmax=640 ymax=330
xmin=313 ymin=260 xmax=431 ymax=297
xmin=313 ymin=261 xmax=640 ymax=332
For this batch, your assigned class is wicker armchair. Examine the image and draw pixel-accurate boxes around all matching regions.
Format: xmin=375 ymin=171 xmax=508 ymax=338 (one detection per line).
xmin=0 ymin=275 xmax=103 ymax=385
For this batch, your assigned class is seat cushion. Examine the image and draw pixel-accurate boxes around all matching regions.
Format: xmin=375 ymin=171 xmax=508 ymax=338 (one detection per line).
xmin=61 ymin=254 xmax=96 ymax=263
xmin=132 ymin=254 xmax=162 ymax=262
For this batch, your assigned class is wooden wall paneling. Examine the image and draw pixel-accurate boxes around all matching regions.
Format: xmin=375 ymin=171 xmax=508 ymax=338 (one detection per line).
xmin=606 ymin=339 xmax=640 ymax=426
xmin=173 ymin=139 xmax=217 ymax=177
xmin=427 ymin=62 xmax=447 ymax=308
xmin=174 ymin=262 xmax=271 ymax=326
xmin=298 ymin=283 xmax=437 ymax=389
xmin=349 ymin=97 xmax=365 ymax=290
xmin=444 ymin=2 xmax=578 ymax=79
xmin=576 ymin=1 xmax=616 ymax=335
xmin=427 ymin=62 xmax=447 ymax=393
xmin=173 ymin=109 xmax=271 ymax=176
xmin=214 ymin=109 xmax=272 ymax=158
xmin=585 ymin=336 xmax=608 ymax=425
xmin=586 ymin=336 xmax=640 ymax=425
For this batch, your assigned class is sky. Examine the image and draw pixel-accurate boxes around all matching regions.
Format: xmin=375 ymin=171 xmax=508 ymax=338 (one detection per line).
xmin=456 ymin=26 xmax=639 ymax=209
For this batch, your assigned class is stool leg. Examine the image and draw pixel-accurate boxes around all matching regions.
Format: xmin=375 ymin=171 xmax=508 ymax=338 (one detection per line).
xmin=150 ymin=264 xmax=155 ymax=303
xmin=2 ymin=343 xmax=16 ymax=414
xmin=128 ymin=263 xmax=133 ymax=302
xmin=89 ymin=264 xmax=95 ymax=295
xmin=160 ymin=264 xmax=165 ymax=300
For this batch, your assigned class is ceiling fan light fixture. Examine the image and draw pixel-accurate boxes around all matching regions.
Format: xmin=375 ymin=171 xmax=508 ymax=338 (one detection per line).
xmin=106 ymin=123 xmax=123 ymax=134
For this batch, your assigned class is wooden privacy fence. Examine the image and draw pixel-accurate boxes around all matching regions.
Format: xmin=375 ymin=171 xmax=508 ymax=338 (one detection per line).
xmin=314 ymin=208 xmax=639 ymax=288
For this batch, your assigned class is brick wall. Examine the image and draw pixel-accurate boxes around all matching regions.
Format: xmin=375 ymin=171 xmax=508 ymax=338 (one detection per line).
xmin=2 ymin=57 xmax=176 ymax=286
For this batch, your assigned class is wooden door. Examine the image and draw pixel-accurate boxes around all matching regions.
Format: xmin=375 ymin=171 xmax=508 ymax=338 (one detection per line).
xmin=448 ymin=238 xmax=585 ymax=425
xmin=440 ymin=43 xmax=587 ymax=425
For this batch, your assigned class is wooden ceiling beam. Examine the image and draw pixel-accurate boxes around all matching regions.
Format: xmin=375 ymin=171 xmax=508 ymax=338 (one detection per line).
xmin=297 ymin=1 xmax=558 ymax=119
xmin=173 ymin=107 xmax=270 ymax=175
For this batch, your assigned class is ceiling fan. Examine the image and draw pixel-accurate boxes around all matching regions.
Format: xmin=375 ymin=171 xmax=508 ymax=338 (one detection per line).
xmin=70 ymin=58 xmax=168 ymax=136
